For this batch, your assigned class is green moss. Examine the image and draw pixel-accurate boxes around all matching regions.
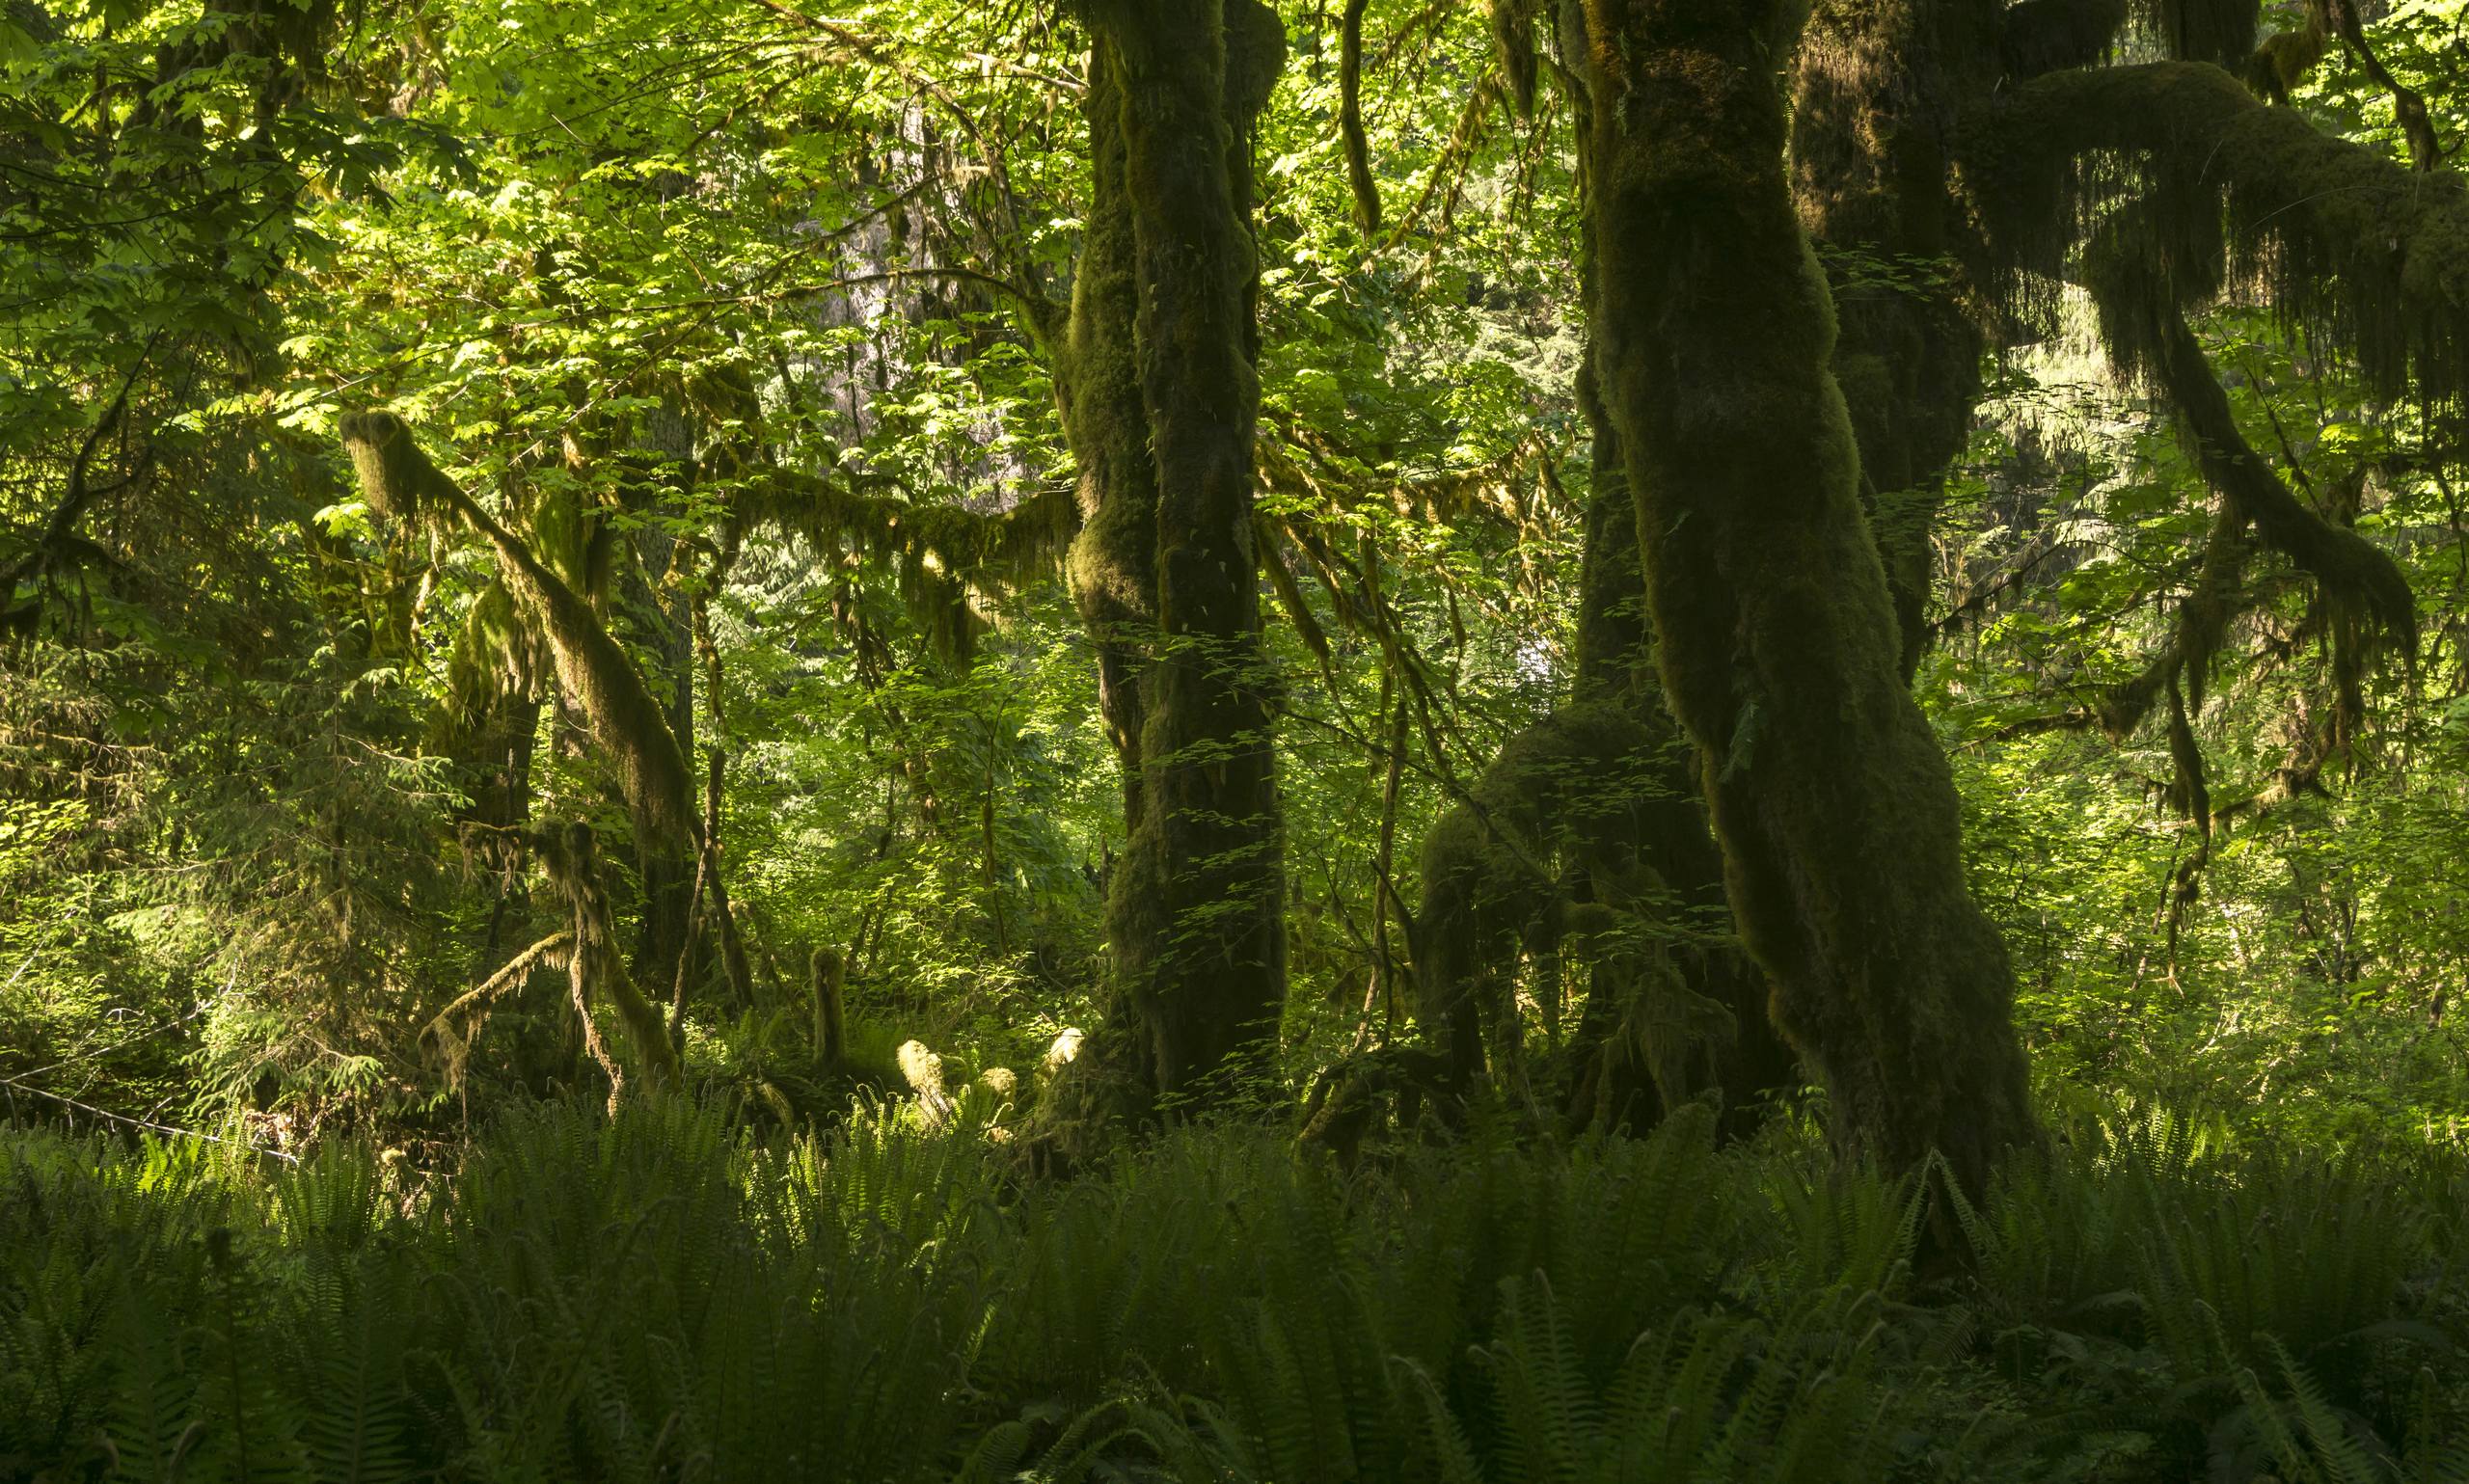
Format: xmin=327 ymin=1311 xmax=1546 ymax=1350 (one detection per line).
xmin=1972 ymin=62 xmax=2469 ymax=418
xmin=1489 ymin=0 xmax=1541 ymax=119
xmin=340 ymin=411 xmax=701 ymax=861
xmin=1050 ymin=0 xmax=1291 ymax=1113
xmin=1583 ymin=0 xmax=2037 ymax=1192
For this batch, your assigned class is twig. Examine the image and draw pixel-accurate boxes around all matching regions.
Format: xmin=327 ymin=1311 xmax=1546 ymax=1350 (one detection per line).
xmin=0 ymin=1073 xmax=300 ymax=1164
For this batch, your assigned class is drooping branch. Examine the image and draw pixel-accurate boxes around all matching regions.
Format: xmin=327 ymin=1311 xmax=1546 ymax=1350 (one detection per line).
xmin=1970 ymin=62 xmax=2469 ymax=411
xmin=1340 ymin=0 xmax=1382 ymax=234
xmin=339 ymin=411 xmax=701 ymax=855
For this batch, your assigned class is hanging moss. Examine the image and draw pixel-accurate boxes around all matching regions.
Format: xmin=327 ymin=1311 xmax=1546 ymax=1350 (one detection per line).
xmin=431 ymin=821 xmax=679 ymax=1101
xmin=1968 ymin=62 xmax=2469 ymax=420
xmin=1582 ymin=0 xmax=2038 ymax=1191
xmin=340 ymin=411 xmax=701 ymax=859
xmin=2082 ymin=213 xmax=2417 ymax=666
xmin=536 ymin=822 xmax=679 ymax=1095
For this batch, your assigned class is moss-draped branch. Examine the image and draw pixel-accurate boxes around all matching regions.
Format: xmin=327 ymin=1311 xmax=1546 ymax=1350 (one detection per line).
xmin=1970 ymin=61 xmax=2469 ymax=412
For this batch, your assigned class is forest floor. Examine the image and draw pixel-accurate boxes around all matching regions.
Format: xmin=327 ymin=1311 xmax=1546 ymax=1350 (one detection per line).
xmin=5 ymin=1095 xmax=2465 ymax=1482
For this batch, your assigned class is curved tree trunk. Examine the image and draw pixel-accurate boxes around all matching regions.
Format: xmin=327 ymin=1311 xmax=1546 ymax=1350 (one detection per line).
xmin=1578 ymin=0 xmax=2036 ymax=1192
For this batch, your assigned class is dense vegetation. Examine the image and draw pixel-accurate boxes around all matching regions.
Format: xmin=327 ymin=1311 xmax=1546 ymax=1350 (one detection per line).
xmin=6 ymin=0 xmax=2469 ymax=1475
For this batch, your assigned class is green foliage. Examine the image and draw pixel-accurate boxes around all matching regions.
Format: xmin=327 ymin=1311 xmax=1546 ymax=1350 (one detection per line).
xmin=4 ymin=0 xmax=2469 ymax=1471
xmin=3 ymin=1100 xmax=2465 ymax=1482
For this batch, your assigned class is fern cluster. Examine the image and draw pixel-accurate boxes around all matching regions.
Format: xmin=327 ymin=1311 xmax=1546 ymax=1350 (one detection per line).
xmin=3 ymin=1100 xmax=2464 ymax=1482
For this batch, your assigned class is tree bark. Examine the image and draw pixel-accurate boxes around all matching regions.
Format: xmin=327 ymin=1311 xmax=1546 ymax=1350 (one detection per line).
xmin=1077 ymin=0 xmax=1290 ymax=1109
xmin=1789 ymin=0 xmax=1998 ymax=679
xmin=1578 ymin=0 xmax=2036 ymax=1190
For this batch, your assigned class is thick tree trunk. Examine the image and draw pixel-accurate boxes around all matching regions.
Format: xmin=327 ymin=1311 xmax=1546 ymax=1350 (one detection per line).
xmin=1062 ymin=53 xmax=1161 ymax=992
xmin=1578 ymin=0 xmax=2035 ymax=1190
xmin=1789 ymin=0 xmax=1997 ymax=679
xmin=1072 ymin=0 xmax=1290 ymax=1111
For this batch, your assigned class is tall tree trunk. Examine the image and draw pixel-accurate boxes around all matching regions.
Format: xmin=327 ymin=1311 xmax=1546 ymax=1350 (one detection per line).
xmin=1578 ymin=0 xmax=2035 ymax=1191
xmin=1061 ymin=53 xmax=1162 ymax=1072
xmin=1076 ymin=0 xmax=1290 ymax=1109
xmin=1789 ymin=0 xmax=1998 ymax=679
xmin=1408 ymin=17 xmax=1796 ymax=1136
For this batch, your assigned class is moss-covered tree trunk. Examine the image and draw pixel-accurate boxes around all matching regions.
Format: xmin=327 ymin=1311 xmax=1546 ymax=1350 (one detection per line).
xmin=1789 ymin=0 xmax=1998 ymax=679
xmin=1578 ymin=0 xmax=2035 ymax=1190
xmin=1061 ymin=55 xmax=1160 ymax=972
xmin=340 ymin=411 xmax=697 ymax=1093
xmin=1405 ymin=14 xmax=1795 ymax=1137
xmin=1076 ymin=0 xmax=1289 ymax=1109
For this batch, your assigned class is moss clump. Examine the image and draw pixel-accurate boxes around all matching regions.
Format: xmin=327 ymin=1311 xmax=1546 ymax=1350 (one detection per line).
xmin=1489 ymin=0 xmax=1542 ymax=119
